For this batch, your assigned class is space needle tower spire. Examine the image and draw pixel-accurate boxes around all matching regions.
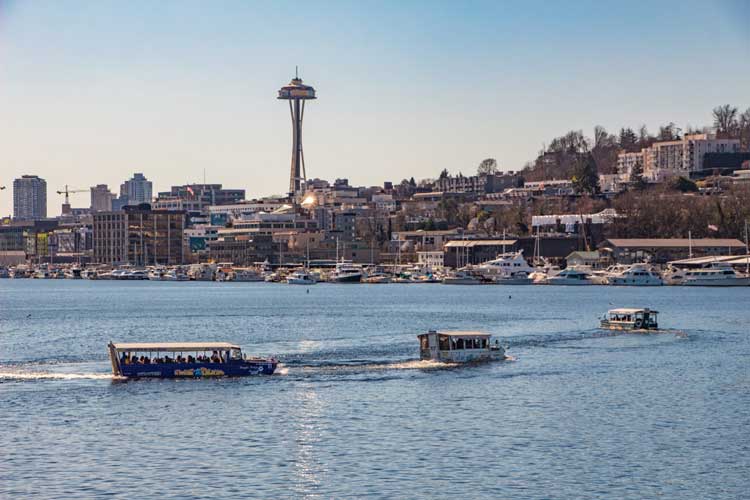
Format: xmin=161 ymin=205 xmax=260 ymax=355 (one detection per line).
xmin=278 ymin=67 xmax=316 ymax=199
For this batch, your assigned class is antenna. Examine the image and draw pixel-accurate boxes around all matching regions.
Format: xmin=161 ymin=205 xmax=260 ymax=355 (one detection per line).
xmin=295 ymin=65 xmax=298 ymax=79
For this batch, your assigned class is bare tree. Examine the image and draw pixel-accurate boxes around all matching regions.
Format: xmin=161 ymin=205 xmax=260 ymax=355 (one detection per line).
xmin=713 ymin=104 xmax=739 ymax=138
xmin=477 ymin=158 xmax=498 ymax=176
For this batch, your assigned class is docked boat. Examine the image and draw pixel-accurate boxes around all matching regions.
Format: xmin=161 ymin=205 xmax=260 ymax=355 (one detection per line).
xmin=107 ymin=342 xmax=278 ymax=379
xmin=600 ymin=308 xmax=659 ymax=331
xmin=544 ymin=268 xmax=593 ymax=285
xmin=680 ymin=263 xmax=750 ymax=287
xmin=606 ymin=263 xmax=663 ymax=286
xmin=442 ymin=269 xmax=484 ymax=285
xmin=476 ymin=251 xmax=535 ymax=280
xmin=0 ymin=267 xmax=10 ymax=279
xmin=331 ymin=261 xmax=363 ymax=283
xmin=287 ymin=269 xmax=317 ymax=285
xmin=417 ymin=330 xmax=507 ymax=363
xmin=231 ymin=268 xmax=264 ymax=282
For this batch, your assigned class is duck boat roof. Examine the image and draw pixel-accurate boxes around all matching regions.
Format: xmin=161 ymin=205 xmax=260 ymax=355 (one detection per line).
xmin=417 ymin=330 xmax=492 ymax=338
xmin=110 ymin=342 xmax=241 ymax=352
xmin=607 ymin=308 xmax=658 ymax=315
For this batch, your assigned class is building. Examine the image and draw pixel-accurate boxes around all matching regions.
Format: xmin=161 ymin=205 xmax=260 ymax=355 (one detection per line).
xmin=392 ymin=230 xmax=459 ymax=252
xmin=92 ymin=205 xmax=185 ymax=265
xmin=620 ymin=134 xmax=742 ymax=181
xmin=208 ymin=233 xmax=275 ymax=266
xmin=120 ymin=173 xmax=153 ymax=205
xmin=13 ymin=175 xmax=47 ymax=220
xmin=0 ymin=219 xmax=58 ymax=262
xmin=434 ymin=173 xmax=523 ymax=194
xmin=90 ymin=184 xmax=114 ymax=212
xmin=599 ymin=238 xmax=747 ymax=264
xmin=417 ymin=251 xmax=445 ymax=271
xmin=565 ymin=250 xmax=601 ymax=268
xmin=155 ymin=184 xmax=245 ymax=214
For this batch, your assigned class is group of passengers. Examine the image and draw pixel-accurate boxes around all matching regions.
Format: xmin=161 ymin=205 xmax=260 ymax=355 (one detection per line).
xmin=121 ymin=351 xmax=225 ymax=365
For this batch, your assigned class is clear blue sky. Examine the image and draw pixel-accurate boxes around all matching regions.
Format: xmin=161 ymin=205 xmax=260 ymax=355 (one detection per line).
xmin=1 ymin=0 xmax=748 ymax=215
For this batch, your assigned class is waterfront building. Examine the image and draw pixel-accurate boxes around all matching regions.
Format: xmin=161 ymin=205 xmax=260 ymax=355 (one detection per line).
xmin=207 ymin=233 xmax=275 ymax=266
xmin=598 ymin=238 xmax=747 ymax=264
xmin=565 ymin=250 xmax=602 ymax=268
xmin=417 ymin=251 xmax=445 ymax=271
xmin=120 ymin=173 xmax=153 ymax=205
xmin=90 ymin=184 xmax=114 ymax=212
xmin=392 ymin=230 xmax=459 ymax=252
xmin=92 ymin=205 xmax=185 ymax=265
xmin=13 ymin=175 xmax=47 ymax=220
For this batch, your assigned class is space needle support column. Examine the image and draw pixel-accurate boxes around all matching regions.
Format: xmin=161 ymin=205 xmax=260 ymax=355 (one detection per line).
xmin=277 ymin=70 xmax=316 ymax=200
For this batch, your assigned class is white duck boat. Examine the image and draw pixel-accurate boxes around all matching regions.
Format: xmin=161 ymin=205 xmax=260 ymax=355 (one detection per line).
xmin=418 ymin=330 xmax=507 ymax=363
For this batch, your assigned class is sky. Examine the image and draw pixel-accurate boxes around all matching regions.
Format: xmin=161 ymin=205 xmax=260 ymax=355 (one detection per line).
xmin=1 ymin=0 xmax=749 ymax=216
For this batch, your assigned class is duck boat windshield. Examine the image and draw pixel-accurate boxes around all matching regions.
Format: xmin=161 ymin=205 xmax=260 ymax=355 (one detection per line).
xmin=600 ymin=308 xmax=659 ymax=331
xmin=417 ymin=330 xmax=507 ymax=363
xmin=107 ymin=342 xmax=277 ymax=379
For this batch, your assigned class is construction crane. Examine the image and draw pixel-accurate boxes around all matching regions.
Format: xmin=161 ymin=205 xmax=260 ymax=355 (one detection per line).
xmin=56 ymin=185 xmax=87 ymax=205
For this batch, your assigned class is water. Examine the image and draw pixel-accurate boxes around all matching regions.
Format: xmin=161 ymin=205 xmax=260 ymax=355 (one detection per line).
xmin=1 ymin=280 xmax=749 ymax=499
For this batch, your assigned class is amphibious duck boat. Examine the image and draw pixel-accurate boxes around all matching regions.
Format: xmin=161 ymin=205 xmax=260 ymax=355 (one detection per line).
xmin=418 ymin=330 xmax=507 ymax=363
xmin=108 ymin=342 xmax=277 ymax=379
xmin=600 ymin=308 xmax=659 ymax=331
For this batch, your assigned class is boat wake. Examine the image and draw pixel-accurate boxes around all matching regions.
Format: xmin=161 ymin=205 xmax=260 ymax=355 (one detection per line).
xmin=0 ymin=368 xmax=120 ymax=382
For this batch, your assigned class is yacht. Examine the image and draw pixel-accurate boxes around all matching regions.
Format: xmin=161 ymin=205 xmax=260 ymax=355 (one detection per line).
xmin=545 ymin=268 xmax=593 ymax=285
xmin=492 ymin=272 xmax=533 ymax=285
xmin=331 ymin=261 xmax=363 ymax=283
xmin=680 ymin=263 xmax=750 ymax=286
xmin=606 ymin=263 xmax=663 ymax=286
xmin=442 ymin=269 xmax=483 ymax=285
xmin=0 ymin=267 xmax=11 ymax=279
xmin=189 ymin=264 xmax=215 ymax=281
xmin=287 ymin=269 xmax=317 ymax=285
xmin=476 ymin=251 xmax=535 ymax=280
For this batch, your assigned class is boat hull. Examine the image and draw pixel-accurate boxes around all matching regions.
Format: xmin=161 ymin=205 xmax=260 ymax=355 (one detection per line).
xmin=681 ymin=278 xmax=750 ymax=287
xmin=118 ymin=360 xmax=277 ymax=379
xmin=333 ymin=274 xmax=362 ymax=283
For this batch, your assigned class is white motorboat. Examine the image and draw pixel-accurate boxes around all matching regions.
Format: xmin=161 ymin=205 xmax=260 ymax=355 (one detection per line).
xmin=287 ymin=269 xmax=317 ymax=285
xmin=476 ymin=251 xmax=535 ymax=281
xmin=545 ymin=268 xmax=593 ymax=285
xmin=606 ymin=263 xmax=663 ymax=286
xmin=492 ymin=272 xmax=533 ymax=285
xmin=680 ymin=263 xmax=750 ymax=286
xmin=331 ymin=261 xmax=363 ymax=283
xmin=162 ymin=268 xmax=190 ymax=281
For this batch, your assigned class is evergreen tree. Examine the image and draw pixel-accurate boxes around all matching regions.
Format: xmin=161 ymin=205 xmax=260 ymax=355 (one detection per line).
xmin=571 ymin=154 xmax=600 ymax=194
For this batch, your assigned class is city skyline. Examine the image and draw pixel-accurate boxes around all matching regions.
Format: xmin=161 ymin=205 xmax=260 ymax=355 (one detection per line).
xmin=2 ymin=1 xmax=749 ymax=215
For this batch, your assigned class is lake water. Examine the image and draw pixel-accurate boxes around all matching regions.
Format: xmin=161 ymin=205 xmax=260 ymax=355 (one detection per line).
xmin=1 ymin=280 xmax=749 ymax=499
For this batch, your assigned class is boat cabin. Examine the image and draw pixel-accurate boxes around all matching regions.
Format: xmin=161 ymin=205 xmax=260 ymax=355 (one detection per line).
xmin=600 ymin=308 xmax=659 ymax=331
xmin=107 ymin=342 xmax=277 ymax=379
xmin=417 ymin=330 xmax=506 ymax=363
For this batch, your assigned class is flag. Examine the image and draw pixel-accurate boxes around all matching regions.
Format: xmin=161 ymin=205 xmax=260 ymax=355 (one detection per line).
xmin=708 ymin=224 xmax=718 ymax=232
xmin=186 ymin=186 xmax=195 ymax=196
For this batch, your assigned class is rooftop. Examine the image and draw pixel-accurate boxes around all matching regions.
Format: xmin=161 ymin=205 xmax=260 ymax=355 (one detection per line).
xmin=445 ymin=239 xmax=517 ymax=248
xmin=604 ymin=238 xmax=746 ymax=249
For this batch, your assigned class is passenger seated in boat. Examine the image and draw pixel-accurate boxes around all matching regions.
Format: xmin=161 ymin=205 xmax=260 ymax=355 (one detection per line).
xmin=210 ymin=351 xmax=221 ymax=363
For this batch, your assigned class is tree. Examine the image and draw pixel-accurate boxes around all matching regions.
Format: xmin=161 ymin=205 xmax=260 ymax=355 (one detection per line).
xmin=409 ymin=177 xmax=416 ymax=188
xmin=438 ymin=168 xmax=450 ymax=180
xmin=477 ymin=158 xmax=498 ymax=176
xmin=739 ymin=107 xmax=750 ymax=151
xmin=713 ymin=104 xmax=739 ymax=138
xmin=618 ymin=127 xmax=638 ymax=152
xmin=571 ymin=153 xmax=600 ymax=194
xmin=629 ymin=160 xmax=648 ymax=190
xmin=657 ymin=122 xmax=681 ymax=142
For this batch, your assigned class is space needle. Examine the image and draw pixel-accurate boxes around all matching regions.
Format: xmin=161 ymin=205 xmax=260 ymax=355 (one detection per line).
xmin=278 ymin=67 xmax=316 ymax=199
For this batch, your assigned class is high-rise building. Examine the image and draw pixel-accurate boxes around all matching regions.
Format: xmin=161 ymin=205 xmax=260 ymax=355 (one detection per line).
xmin=120 ymin=173 xmax=153 ymax=205
xmin=13 ymin=175 xmax=47 ymax=220
xmin=278 ymin=69 xmax=316 ymax=198
xmin=92 ymin=205 xmax=185 ymax=265
xmin=90 ymin=184 xmax=114 ymax=212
